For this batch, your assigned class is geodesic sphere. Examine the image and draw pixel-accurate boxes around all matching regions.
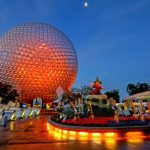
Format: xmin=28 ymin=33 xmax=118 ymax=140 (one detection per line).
xmin=0 ymin=22 xmax=78 ymax=103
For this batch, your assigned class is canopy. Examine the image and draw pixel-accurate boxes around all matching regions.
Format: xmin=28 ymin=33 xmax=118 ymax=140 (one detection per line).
xmin=85 ymin=94 xmax=107 ymax=100
xmin=123 ymin=91 xmax=150 ymax=101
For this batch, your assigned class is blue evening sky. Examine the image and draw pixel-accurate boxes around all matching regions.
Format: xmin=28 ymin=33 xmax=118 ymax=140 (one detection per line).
xmin=0 ymin=0 xmax=150 ymax=100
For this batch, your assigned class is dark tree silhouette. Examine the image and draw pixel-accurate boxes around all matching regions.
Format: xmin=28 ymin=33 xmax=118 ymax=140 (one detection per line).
xmin=126 ymin=83 xmax=138 ymax=95
xmin=105 ymin=89 xmax=120 ymax=103
xmin=127 ymin=82 xmax=150 ymax=95
xmin=0 ymin=82 xmax=19 ymax=104
xmin=138 ymin=83 xmax=149 ymax=92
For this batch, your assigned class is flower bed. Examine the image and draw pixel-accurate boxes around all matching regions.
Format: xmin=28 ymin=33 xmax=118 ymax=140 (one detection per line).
xmin=61 ymin=116 xmax=150 ymax=127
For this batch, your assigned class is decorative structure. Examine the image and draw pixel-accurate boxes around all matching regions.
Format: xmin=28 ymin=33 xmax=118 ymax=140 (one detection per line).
xmin=0 ymin=22 xmax=78 ymax=103
xmin=90 ymin=77 xmax=103 ymax=95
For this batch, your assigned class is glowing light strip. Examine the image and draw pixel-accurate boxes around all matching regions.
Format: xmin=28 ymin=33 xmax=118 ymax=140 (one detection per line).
xmin=29 ymin=110 xmax=33 ymax=117
xmin=21 ymin=111 xmax=25 ymax=118
xmin=47 ymin=122 xmax=147 ymax=142
xmin=10 ymin=113 xmax=15 ymax=120
xmin=47 ymin=123 xmax=118 ymax=140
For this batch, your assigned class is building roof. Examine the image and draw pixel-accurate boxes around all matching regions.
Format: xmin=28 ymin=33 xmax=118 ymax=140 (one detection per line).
xmin=123 ymin=91 xmax=150 ymax=101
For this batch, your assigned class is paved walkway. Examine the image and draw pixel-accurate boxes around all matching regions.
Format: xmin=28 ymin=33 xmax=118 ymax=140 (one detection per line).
xmin=0 ymin=115 xmax=149 ymax=150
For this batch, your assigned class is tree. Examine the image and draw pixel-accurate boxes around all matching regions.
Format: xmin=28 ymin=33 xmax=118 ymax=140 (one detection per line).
xmin=105 ymin=89 xmax=120 ymax=103
xmin=127 ymin=82 xmax=150 ymax=95
xmin=138 ymin=83 xmax=149 ymax=93
xmin=80 ymin=85 xmax=92 ymax=95
xmin=70 ymin=87 xmax=81 ymax=95
xmin=0 ymin=82 xmax=19 ymax=104
xmin=6 ymin=89 xmax=19 ymax=102
xmin=126 ymin=83 xmax=138 ymax=95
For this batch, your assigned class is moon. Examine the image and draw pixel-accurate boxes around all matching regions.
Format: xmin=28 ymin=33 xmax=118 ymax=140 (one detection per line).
xmin=84 ymin=2 xmax=88 ymax=7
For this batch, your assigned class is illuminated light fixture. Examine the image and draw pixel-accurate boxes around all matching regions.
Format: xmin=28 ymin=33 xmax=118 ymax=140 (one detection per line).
xmin=62 ymin=130 xmax=68 ymax=134
xmin=36 ymin=110 xmax=40 ymax=115
xmin=69 ymin=131 xmax=76 ymax=135
xmin=105 ymin=132 xmax=115 ymax=136
xmin=54 ymin=132 xmax=62 ymax=140
xmin=126 ymin=131 xmax=143 ymax=138
xmin=10 ymin=113 xmax=15 ymax=120
xmin=78 ymin=132 xmax=88 ymax=136
xmin=91 ymin=133 xmax=102 ymax=137
xmin=29 ymin=110 xmax=33 ymax=117
xmin=55 ymin=128 xmax=59 ymax=132
xmin=58 ymin=129 xmax=62 ymax=133
xmin=21 ymin=111 xmax=25 ymax=118
xmin=125 ymin=131 xmax=145 ymax=141
xmin=104 ymin=132 xmax=117 ymax=138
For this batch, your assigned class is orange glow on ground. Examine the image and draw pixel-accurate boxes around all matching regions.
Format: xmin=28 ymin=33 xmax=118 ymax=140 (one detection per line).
xmin=125 ymin=131 xmax=146 ymax=143
xmin=127 ymin=138 xmax=144 ymax=143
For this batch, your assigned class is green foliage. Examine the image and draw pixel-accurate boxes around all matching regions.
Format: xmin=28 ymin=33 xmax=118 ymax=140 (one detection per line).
xmin=61 ymin=90 xmax=81 ymax=105
xmin=92 ymin=106 xmax=114 ymax=117
xmin=105 ymin=89 xmax=120 ymax=103
xmin=0 ymin=82 xmax=19 ymax=104
xmin=80 ymin=85 xmax=92 ymax=95
xmin=62 ymin=86 xmax=92 ymax=104
xmin=127 ymin=82 xmax=150 ymax=95
xmin=71 ymin=86 xmax=92 ymax=96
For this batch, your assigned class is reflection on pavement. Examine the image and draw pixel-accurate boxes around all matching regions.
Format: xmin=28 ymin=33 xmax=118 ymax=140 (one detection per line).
xmin=0 ymin=115 xmax=149 ymax=150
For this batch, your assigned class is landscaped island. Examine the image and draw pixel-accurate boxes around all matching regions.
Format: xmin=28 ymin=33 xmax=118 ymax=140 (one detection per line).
xmin=48 ymin=78 xmax=150 ymax=130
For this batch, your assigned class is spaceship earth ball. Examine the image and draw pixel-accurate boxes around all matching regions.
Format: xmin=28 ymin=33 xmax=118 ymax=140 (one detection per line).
xmin=0 ymin=22 xmax=78 ymax=103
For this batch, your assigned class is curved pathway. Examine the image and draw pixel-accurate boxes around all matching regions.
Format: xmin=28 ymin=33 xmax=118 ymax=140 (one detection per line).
xmin=0 ymin=115 xmax=149 ymax=150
